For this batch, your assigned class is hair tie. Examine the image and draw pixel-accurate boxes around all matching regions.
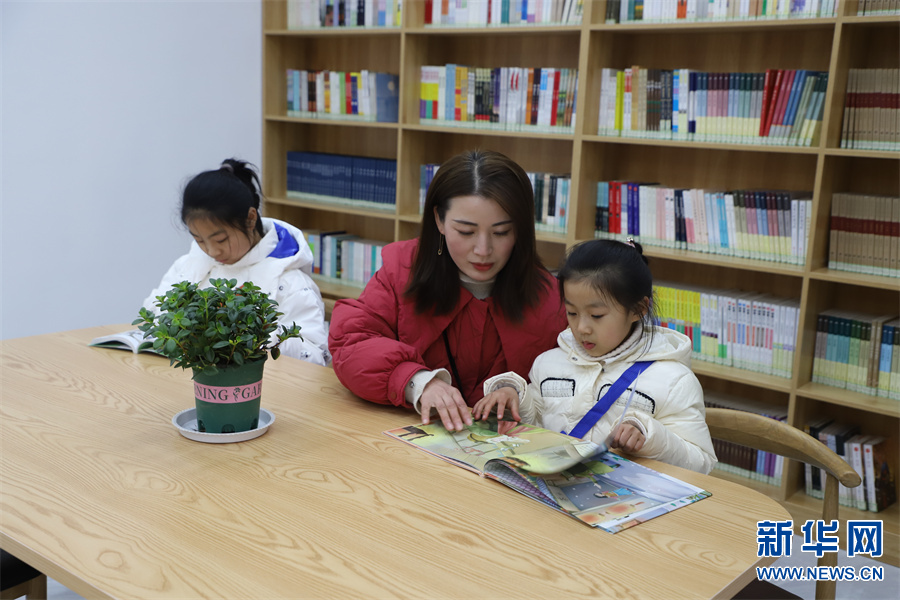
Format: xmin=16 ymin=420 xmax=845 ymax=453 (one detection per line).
xmin=220 ymin=163 xmax=234 ymax=173
xmin=625 ymin=237 xmax=636 ymax=248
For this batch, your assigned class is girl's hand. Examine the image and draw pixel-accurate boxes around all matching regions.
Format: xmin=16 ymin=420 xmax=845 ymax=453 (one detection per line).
xmin=472 ymin=387 xmax=520 ymax=423
xmin=419 ymin=378 xmax=472 ymax=432
xmin=608 ymin=423 xmax=645 ymax=454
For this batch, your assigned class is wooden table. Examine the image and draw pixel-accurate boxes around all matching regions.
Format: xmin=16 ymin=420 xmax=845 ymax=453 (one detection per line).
xmin=1 ymin=325 xmax=790 ymax=599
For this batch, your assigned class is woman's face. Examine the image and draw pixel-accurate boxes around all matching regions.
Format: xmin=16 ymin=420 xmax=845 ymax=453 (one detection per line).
xmin=435 ymin=195 xmax=517 ymax=282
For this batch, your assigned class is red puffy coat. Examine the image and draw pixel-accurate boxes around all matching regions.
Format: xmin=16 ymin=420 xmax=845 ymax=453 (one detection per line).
xmin=328 ymin=239 xmax=567 ymax=407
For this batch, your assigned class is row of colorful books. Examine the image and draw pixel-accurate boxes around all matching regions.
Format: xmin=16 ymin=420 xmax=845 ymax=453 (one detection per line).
xmin=840 ymin=68 xmax=900 ymax=152
xmin=419 ymin=65 xmax=578 ymax=132
xmin=286 ymin=0 xmax=402 ymax=29
xmin=597 ymin=67 xmax=828 ymax=146
xmin=654 ymin=282 xmax=800 ymax=378
xmin=705 ymin=394 xmax=787 ymax=487
xmin=423 ymin=0 xmax=584 ymax=26
xmin=829 ymin=193 xmax=900 ymax=279
xmin=857 ymin=0 xmax=900 ymax=14
xmin=812 ymin=311 xmax=899 ymax=400
xmin=286 ymin=151 xmax=397 ymax=209
xmin=595 ymin=182 xmax=812 ymax=265
xmin=419 ymin=163 xmax=571 ymax=233
xmin=604 ymin=0 xmax=838 ymax=22
xmin=286 ymin=70 xmax=399 ymax=123
xmin=805 ymin=417 xmax=896 ymax=512
xmin=306 ymin=230 xmax=386 ymax=284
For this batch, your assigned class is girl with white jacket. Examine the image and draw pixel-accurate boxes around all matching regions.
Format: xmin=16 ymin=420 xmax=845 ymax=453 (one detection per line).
xmin=143 ymin=159 xmax=329 ymax=366
xmin=473 ymin=239 xmax=717 ymax=474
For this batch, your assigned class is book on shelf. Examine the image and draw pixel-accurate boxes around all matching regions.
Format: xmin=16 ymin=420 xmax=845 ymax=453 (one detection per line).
xmin=384 ymin=417 xmax=711 ymax=532
xmin=863 ymin=436 xmax=898 ymax=512
xmin=420 ymin=64 xmax=577 ymax=132
xmin=596 ymin=67 xmax=827 ymax=147
xmin=286 ymin=151 xmax=397 ymax=210
xmin=89 ymin=330 xmax=160 ymax=355
xmin=606 ymin=0 xmax=837 ymax=22
xmin=595 ymin=182 xmax=812 ymax=266
xmin=829 ymin=193 xmax=900 ymax=279
xmin=653 ymin=281 xmax=799 ymax=378
xmin=857 ymin=0 xmax=900 ymax=15
xmin=811 ymin=311 xmax=900 ymax=400
xmin=840 ymin=68 xmax=900 ymax=151
xmin=286 ymin=69 xmax=398 ymax=123
xmin=705 ymin=393 xmax=787 ymax=487
xmin=286 ymin=0 xmax=402 ymax=29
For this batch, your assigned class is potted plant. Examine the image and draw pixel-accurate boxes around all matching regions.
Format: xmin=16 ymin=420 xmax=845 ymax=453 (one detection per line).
xmin=134 ymin=278 xmax=302 ymax=434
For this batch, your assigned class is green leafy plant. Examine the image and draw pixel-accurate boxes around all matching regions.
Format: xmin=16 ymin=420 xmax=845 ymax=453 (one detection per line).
xmin=133 ymin=278 xmax=302 ymax=375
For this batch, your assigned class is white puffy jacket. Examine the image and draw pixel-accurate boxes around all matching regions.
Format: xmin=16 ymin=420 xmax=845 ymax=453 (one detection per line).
xmin=484 ymin=325 xmax=717 ymax=474
xmin=142 ymin=218 xmax=329 ymax=366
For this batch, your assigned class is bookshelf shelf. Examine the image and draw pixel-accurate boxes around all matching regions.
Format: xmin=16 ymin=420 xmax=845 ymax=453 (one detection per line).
xmin=262 ymin=0 xmax=899 ymax=558
xmin=797 ymin=383 xmax=900 ymax=418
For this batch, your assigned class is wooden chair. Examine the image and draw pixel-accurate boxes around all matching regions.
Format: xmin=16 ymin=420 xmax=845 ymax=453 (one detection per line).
xmin=0 ymin=550 xmax=46 ymax=600
xmin=705 ymin=408 xmax=862 ymax=600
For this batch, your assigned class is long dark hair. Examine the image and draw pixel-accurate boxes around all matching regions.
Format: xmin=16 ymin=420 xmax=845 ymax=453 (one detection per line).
xmin=405 ymin=149 xmax=549 ymax=321
xmin=181 ymin=158 xmax=264 ymax=237
xmin=558 ymin=239 xmax=657 ymax=346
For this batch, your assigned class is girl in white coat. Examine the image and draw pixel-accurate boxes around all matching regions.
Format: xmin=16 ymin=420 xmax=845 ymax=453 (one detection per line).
xmin=473 ymin=239 xmax=717 ymax=474
xmin=143 ymin=159 xmax=329 ymax=366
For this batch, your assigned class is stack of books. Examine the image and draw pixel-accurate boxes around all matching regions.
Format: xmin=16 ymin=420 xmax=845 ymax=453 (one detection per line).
xmin=829 ymin=193 xmax=900 ymax=278
xmin=605 ymin=0 xmax=839 ymax=22
xmin=286 ymin=151 xmax=397 ymax=210
xmin=286 ymin=70 xmax=399 ymax=123
xmin=805 ymin=416 xmax=897 ymax=512
xmin=420 ymin=65 xmax=578 ymax=132
xmin=840 ymin=68 xmax=900 ymax=152
xmin=306 ymin=230 xmax=385 ymax=286
xmin=857 ymin=0 xmax=900 ymax=15
xmin=597 ymin=67 xmax=828 ymax=146
xmin=811 ymin=311 xmax=900 ymax=400
xmin=423 ymin=0 xmax=584 ymax=26
xmin=654 ymin=282 xmax=800 ymax=378
xmin=286 ymin=0 xmax=402 ymax=28
xmin=705 ymin=393 xmax=788 ymax=487
xmin=596 ymin=182 xmax=812 ymax=266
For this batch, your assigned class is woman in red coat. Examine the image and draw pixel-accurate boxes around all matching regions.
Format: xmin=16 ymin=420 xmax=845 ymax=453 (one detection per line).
xmin=328 ymin=150 xmax=567 ymax=431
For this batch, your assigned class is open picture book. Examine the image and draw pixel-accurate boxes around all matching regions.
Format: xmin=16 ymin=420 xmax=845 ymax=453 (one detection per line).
xmin=89 ymin=329 xmax=160 ymax=355
xmin=384 ymin=418 xmax=711 ymax=533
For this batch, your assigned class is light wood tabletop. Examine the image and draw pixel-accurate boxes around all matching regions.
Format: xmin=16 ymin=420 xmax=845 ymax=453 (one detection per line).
xmin=1 ymin=325 xmax=790 ymax=599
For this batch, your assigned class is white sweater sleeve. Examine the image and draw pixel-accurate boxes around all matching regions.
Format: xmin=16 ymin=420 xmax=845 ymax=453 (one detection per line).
xmin=270 ymin=268 xmax=330 ymax=366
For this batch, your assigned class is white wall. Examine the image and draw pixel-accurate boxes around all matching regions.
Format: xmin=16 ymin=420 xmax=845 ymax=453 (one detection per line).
xmin=1 ymin=0 xmax=262 ymax=340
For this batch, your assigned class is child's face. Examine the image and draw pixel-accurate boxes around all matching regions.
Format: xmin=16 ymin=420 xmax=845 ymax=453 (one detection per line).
xmin=563 ymin=280 xmax=643 ymax=358
xmin=187 ymin=214 xmax=257 ymax=265
xmin=435 ymin=195 xmax=516 ymax=282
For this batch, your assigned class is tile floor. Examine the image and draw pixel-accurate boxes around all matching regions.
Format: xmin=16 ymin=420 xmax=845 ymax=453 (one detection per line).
xmin=41 ymin=535 xmax=899 ymax=600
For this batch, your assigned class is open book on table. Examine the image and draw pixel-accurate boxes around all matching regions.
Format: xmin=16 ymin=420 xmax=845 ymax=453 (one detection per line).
xmin=384 ymin=417 xmax=711 ymax=533
xmin=89 ymin=329 xmax=160 ymax=355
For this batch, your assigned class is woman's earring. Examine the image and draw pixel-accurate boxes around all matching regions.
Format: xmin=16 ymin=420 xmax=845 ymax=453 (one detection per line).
xmin=438 ymin=234 xmax=444 ymax=256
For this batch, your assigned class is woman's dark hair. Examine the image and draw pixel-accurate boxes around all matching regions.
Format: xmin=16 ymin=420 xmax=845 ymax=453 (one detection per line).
xmin=181 ymin=158 xmax=264 ymax=237
xmin=405 ymin=149 xmax=549 ymax=321
xmin=558 ymin=239 xmax=657 ymax=345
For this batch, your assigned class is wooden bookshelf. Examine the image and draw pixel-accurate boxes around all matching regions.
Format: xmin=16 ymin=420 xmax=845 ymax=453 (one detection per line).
xmin=262 ymin=1 xmax=899 ymax=564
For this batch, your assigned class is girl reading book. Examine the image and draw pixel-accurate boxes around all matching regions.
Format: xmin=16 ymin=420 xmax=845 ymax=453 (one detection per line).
xmin=473 ymin=239 xmax=717 ymax=474
xmin=328 ymin=150 xmax=567 ymax=432
xmin=142 ymin=159 xmax=329 ymax=366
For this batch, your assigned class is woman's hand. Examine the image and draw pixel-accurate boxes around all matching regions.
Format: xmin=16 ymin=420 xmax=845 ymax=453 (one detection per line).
xmin=608 ymin=423 xmax=645 ymax=454
xmin=472 ymin=387 xmax=520 ymax=423
xmin=419 ymin=378 xmax=472 ymax=432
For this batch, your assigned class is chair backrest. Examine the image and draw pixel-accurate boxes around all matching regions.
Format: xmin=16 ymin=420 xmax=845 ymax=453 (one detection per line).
xmin=705 ymin=407 xmax=862 ymax=600
xmin=0 ymin=549 xmax=46 ymax=600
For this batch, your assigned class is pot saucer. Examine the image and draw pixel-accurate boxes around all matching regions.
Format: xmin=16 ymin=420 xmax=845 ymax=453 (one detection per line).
xmin=172 ymin=408 xmax=275 ymax=443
